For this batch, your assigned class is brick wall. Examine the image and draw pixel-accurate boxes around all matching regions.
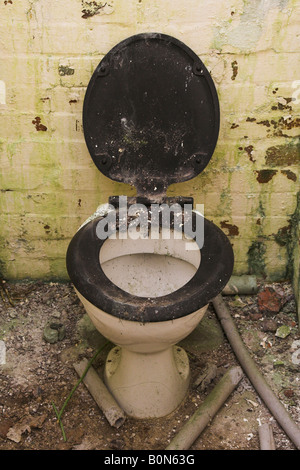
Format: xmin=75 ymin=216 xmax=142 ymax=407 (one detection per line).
xmin=0 ymin=0 xmax=299 ymax=283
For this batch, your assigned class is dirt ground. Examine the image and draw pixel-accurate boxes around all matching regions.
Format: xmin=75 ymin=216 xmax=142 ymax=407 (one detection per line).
xmin=0 ymin=279 xmax=299 ymax=451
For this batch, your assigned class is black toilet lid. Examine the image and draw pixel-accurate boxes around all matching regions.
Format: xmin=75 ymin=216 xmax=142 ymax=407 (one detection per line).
xmin=83 ymin=33 xmax=220 ymax=197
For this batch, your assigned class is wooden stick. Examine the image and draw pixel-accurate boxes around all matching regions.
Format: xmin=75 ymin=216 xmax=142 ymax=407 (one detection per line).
xmin=74 ymin=358 xmax=126 ymax=428
xmin=166 ymin=366 xmax=244 ymax=450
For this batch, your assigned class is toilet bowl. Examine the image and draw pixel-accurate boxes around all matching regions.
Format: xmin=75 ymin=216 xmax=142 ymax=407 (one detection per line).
xmin=73 ymin=224 xmax=208 ymax=417
xmin=67 ymin=207 xmax=233 ymax=417
xmin=66 ymin=33 xmax=234 ymax=418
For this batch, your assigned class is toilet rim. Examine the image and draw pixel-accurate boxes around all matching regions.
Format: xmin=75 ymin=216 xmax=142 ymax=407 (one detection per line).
xmin=66 ymin=211 xmax=234 ymax=323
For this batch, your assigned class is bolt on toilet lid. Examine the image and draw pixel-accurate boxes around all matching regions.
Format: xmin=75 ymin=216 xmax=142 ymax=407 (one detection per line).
xmin=83 ymin=33 xmax=220 ymax=197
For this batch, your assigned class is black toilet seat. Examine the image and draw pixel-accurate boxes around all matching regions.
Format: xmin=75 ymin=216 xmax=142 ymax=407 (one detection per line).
xmin=66 ymin=211 xmax=234 ymax=323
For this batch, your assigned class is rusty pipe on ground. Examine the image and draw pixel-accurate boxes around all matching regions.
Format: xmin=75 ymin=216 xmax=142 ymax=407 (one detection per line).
xmin=212 ymin=294 xmax=300 ymax=450
xmin=74 ymin=358 xmax=126 ymax=428
xmin=166 ymin=366 xmax=244 ymax=450
xmin=258 ymin=423 xmax=276 ymax=450
xmin=222 ymin=275 xmax=258 ymax=295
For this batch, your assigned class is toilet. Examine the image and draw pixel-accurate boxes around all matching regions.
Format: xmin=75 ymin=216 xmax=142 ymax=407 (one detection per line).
xmin=66 ymin=33 xmax=234 ymax=418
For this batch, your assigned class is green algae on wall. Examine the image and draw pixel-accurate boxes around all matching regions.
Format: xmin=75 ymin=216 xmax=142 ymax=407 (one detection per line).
xmin=282 ymin=192 xmax=300 ymax=321
xmin=273 ymin=192 xmax=300 ymax=274
xmin=247 ymin=240 xmax=267 ymax=277
xmin=265 ymin=142 xmax=300 ymax=167
xmin=0 ymin=0 xmax=299 ymax=285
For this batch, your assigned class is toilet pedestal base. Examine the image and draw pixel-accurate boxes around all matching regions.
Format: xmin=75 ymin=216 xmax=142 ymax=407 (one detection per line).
xmin=104 ymin=345 xmax=190 ymax=418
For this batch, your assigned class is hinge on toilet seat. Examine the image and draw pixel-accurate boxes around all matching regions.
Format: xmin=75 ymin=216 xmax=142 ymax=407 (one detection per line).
xmin=108 ymin=195 xmax=194 ymax=209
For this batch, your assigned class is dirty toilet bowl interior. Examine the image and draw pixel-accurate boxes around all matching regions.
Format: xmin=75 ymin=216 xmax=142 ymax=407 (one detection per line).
xmin=100 ymin=228 xmax=201 ymax=298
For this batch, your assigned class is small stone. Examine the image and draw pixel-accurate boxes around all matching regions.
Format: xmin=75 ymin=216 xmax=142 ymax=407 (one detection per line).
xmin=43 ymin=322 xmax=66 ymax=344
xmin=291 ymin=341 xmax=300 ymax=365
xmin=250 ymin=313 xmax=263 ymax=321
xmin=258 ymin=287 xmax=284 ymax=315
xmin=7 ymin=308 xmax=17 ymax=319
xmin=109 ymin=438 xmax=125 ymax=450
xmin=291 ymin=340 xmax=300 ymax=350
xmin=262 ymin=318 xmax=277 ymax=332
xmin=275 ymin=325 xmax=291 ymax=339
xmin=292 ymin=350 xmax=300 ymax=365
xmin=51 ymin=309 xmax=61 ymax=319
xmin=229 ymin=296 xmax=247 ymax=308
xmin=282 ymin=300 xmax=296 ymax=314
xmin=283 ymin=389 xmax=294 ymax=398
xmin=273 ymin=360 xmax=285 ymax=368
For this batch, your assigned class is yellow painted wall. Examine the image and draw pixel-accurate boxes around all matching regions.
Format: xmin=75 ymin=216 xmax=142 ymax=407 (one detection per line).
xmin=0 ymin=0 xmax=299 ymax=281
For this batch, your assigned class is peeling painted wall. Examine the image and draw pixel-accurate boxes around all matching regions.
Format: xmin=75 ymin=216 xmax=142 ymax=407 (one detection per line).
xmin=0 ymin=0 xmax=299 ymax=286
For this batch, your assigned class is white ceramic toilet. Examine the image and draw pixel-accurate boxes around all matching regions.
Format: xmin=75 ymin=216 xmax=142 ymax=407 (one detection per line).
xmin=67 ymin=33 xmax=234 ymax=418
